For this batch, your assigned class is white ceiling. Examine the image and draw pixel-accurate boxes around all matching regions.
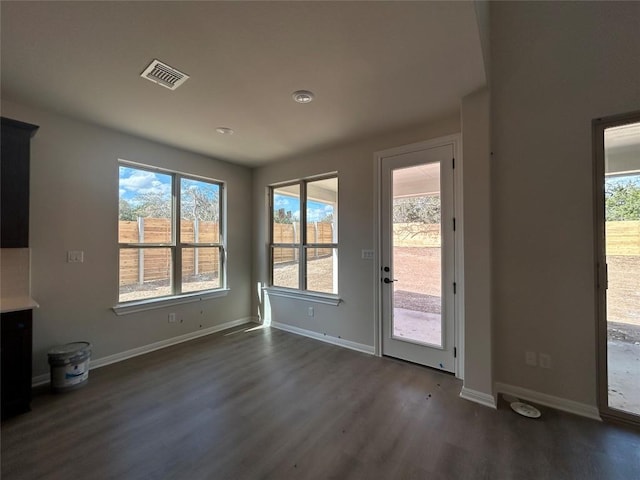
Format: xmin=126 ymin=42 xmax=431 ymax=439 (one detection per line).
xmin=394 ymin=162 xmax=440 ymax=197
xmin=605 ymin=122 xmax=640 ymax=175
xmin=1 ymin=1 xmax=486 ymax=167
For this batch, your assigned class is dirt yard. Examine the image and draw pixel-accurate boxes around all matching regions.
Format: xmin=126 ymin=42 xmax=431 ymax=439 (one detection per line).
xmin=606 ymin=256 xmax=640 ymax=327
xmin=273 ymin=255 xmax=335 ymax=293
xmin=119 ymin=275 xmax=219 ymax=302
xmin=273 ymin=247 xmax=442 ymax=313
xmin=125 ymin=249 xmax=640 ymax=341
xmin=606 ymin=255 xmax=640 ymax=344
xmin=392 ymin=247 xmax=441 ymax=314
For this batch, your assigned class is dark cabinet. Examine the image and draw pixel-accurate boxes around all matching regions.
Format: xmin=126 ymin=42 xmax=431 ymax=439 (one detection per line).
xmin=1 ymin=117 xmax=39 ymax=248
xmin=1 ymin=116 xmax=38 ymax=419
xmin=1 ymin=310 xmax=33 ymax=419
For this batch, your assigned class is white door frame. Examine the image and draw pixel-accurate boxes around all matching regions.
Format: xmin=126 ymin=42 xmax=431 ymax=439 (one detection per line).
xmin=373 ymin=134 xmax=464 ymax=379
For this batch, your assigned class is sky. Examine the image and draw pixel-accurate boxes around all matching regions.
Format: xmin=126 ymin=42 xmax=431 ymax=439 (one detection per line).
xmin=119 ymin=166 xmax=171 ymax=202
xmin=274 ymin=193 xmax=334 ymax=222
xmin=605 ymin=173 xmax=640 ymax=184
xmin=120 ymin=166 xmax=333 ymax=220
xmin=119 ymin=167 xmax=218 ymax=203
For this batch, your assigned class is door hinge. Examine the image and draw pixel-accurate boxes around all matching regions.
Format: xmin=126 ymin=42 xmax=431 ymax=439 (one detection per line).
xmin=452 ymin=157 xmax=455 ymax=169
xmin=454 ymin=347 xmax=457 ymax=358
xmin=453 ymin=217 xmax=456 ymax=231
xmin=453 ymin=282 xmax=457 ymax=294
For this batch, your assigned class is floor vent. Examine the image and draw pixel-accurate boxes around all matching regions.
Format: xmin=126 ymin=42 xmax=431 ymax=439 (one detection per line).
xmin=140 ymin=59 xmax=189 ymax=90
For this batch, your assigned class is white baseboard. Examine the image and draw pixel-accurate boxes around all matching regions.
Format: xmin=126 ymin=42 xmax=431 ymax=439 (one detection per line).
xmin=32 ymin=317 xmax=258 ymax=387
xmin=270 ymin=321 xmax=375 ymax=355
xmin=460 ymin=386 xmax=497 ymax=409
xmin=494 ymin=382 xmax=602 ymax=421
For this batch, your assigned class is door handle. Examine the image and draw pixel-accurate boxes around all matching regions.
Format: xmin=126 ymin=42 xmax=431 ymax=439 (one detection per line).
xmin=383 ymin=278 xmax=397 ymax=284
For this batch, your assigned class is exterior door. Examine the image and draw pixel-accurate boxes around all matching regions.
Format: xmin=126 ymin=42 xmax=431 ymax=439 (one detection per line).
xmin=380 ymin=142 xmax=456 ymax=372
xmin=595 ymin=112 xmax=640 ymax=426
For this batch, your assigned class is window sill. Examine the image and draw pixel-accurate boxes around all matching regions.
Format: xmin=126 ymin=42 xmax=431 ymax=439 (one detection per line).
xmin=113 ymin=289 xmax=230 ymax=316
xmin=264 ymin=287 xmax=341 ymax=306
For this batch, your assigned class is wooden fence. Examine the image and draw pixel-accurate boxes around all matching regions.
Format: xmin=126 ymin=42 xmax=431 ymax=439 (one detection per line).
xmin=119 ymin=218 xmax=220 ymax=286
xmin=606 ymin=221 xmax=640 ymax=255
xmin=391 ymin=221 xmax=639 ymax=254
xmin=393 ymin=223 xmax=441 ymax=247
xmin=272 ymin=222 xmax=335 ymax=264
xmin=120 ymin=219 xmax=639 ymax=285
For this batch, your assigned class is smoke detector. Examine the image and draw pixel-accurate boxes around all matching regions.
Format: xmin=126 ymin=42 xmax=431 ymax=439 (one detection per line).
xmin=292 ymin=90 xmax=315 ymax=104
xmin=141 ymin=59 xmax=189 ymax=90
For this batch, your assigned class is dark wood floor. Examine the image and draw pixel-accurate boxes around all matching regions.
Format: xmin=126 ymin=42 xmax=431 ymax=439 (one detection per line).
xmin=2 ymin=324 xmax=639 ymax=479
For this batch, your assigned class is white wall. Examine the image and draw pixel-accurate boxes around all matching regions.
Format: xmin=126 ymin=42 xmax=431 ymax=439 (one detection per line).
xmin=1 ymin=100 xmax=253 ymax=377
xmin=252 ymin=115 xmax=460 ymax=348
xmin=491 ymin=2 xmax=640 ymax=405
xmin=9 ymin=2 xmax=633 ymax=409
xmin=461 ymin=87 xmax=492 ymax=399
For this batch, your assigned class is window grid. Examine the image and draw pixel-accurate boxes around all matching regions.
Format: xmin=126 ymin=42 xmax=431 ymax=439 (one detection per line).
xmin=118 ymin=162 xmax=224 ymax=303
xmin=270 ymin=175 xmax=338 ymax=294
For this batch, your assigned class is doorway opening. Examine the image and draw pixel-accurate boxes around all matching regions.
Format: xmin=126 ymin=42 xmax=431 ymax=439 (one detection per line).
xmin=392 ymin=162 xmax=445 ymax=347
xmin=376 ymin=135 xmax=462 ymax=375
xmin=595 ymin=112 xmax=640 ymax=425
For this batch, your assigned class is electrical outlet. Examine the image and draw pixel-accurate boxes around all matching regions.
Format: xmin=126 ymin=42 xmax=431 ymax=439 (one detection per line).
xmin=67 ymin=250 xmax=84 ymax=263
xmin=525 ymin=351 xmax=537 ymax=367
xmin=168 ymin=313 xmax=176 ymax=323
xmin=308 ymin=307 xmax=314 ymax=317
xmin=539 ymin=353 xmax=552 ymax=369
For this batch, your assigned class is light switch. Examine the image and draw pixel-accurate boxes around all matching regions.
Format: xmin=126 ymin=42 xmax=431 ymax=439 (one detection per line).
xmin=361 ymin=249 xmax=374 ymax=260
xmin=67 ymin=250 xmax=84 ymax=263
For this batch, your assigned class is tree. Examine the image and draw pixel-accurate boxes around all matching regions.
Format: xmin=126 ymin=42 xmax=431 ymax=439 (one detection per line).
xmin=118 ymin=191 xmax=171 ymax=221
xmin=319 ymin=212 xmax=334 ymax=223
xmin=606 ymin=180 xmax=640 ymax=221
xmin=393 ymin=195 xmax=440 ymax=224
xmin=392 ymin=195 xmax=441 ymax=241
xmin=119 ymin=199 xmax=137 ymax=221
xmin=181 ymin=185 xmax=219 ymax=222
xmin=119 ymin=184 xmax=220 ymax=222
xmin=273 ymin=208 xmax=294 ymax=224
xmin=133 ymin=191 xmax=172 ymax=219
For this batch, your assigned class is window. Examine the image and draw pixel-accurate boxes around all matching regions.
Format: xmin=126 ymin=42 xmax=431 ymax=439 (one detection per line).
xmin=118 ymin=163 xmax=224 ymax=303
xmin=270 ymin=175 xmax=338 ymax=295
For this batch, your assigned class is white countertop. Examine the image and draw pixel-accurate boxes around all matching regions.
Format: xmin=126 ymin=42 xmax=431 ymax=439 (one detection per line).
xmin=1 ymin=296 xmax=39 ymax=313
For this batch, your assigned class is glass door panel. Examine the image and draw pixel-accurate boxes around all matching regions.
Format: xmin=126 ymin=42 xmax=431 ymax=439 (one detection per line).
xmin=604 ymin=121 xmax=640 ymax=417
xmin=392 ymin=163 xmax=443 ymax=347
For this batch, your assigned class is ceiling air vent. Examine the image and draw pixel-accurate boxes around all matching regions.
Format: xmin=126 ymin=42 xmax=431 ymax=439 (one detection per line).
xmin=140 ymin=59 xmax=189 ymax=90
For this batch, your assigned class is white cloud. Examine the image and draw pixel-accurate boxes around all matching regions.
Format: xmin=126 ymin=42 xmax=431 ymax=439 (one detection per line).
xmin=120 ymin=170 xmax=170 ymax=196
xmin=275 ymin=196 xmax=295 ymax=208
xmin=307 ymin=203 xmax=334 ymax=221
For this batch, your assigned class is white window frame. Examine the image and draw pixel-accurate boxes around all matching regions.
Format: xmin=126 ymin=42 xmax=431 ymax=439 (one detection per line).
xmin=114 ymin=161 xmax=227 ymax=315
xmin=268 ymin=174 xmax=339 ymax=301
